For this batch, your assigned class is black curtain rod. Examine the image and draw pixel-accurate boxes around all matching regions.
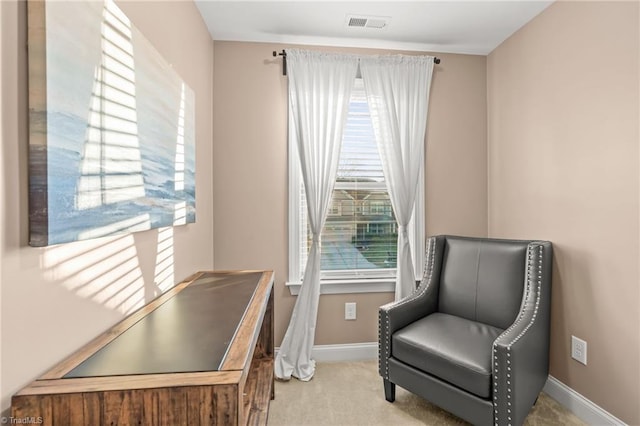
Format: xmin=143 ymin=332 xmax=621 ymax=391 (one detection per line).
xmin=272 ymin=50 xmax=441 ymax=76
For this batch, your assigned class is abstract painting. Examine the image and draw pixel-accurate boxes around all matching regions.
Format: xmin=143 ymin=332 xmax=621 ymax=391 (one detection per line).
xmin=28 ymin=0 xmax=195 ymax=247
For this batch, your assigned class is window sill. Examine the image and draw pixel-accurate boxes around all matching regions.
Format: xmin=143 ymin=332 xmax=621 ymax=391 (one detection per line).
xmin=286 ymin=278 xmax=395 ymax=295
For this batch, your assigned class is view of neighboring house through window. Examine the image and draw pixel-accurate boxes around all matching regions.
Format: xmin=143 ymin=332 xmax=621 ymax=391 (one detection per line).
xmin=292 ymin=78 xmax=398 ymax=282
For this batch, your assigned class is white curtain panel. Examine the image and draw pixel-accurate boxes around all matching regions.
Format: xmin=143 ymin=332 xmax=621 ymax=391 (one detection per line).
xmin=275 ymin=49 xmax=358 ymax=381
xmin=360 ymin=55 xmax=434 ymax=301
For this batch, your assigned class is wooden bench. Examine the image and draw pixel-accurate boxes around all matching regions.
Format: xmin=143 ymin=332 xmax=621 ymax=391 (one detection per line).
xmin=12 ymin=270 xmax=275 ymax=425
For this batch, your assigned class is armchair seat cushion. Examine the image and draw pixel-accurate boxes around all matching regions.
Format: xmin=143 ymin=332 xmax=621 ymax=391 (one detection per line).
xmin=391 ymin=313 xmax=503 ymax=399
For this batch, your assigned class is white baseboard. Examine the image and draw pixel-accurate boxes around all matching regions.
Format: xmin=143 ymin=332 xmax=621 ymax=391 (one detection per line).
xmin=310 ymin=342 xmax=378 ymax=362
xmin=543 ymin=376 xmax=626 ymax=426
xmin=275 ymin=342 xmax=378 ymax=363
xmin=276 ymin=343 xmax=626 ymax=425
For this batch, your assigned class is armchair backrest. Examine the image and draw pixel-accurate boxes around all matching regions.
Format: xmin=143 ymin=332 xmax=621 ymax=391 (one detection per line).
xmin=437 ymin=236 xmax=530 ymax=330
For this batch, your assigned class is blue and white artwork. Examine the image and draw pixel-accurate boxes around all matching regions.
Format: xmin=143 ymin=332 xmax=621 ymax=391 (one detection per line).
xmin=28 ymin=0 xmax=196 ymax=247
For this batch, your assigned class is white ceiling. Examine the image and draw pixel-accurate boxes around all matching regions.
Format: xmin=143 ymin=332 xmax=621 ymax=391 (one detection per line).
xmin=194 ymin=1 xmax=554 ymax=55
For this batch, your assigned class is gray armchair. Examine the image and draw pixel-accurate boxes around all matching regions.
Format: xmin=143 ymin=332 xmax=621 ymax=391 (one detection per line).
xmin=379 ymin=235 xmax=553 ymax=426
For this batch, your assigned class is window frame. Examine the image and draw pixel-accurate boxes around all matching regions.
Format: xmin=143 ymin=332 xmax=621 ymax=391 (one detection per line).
xmin=287 ymin=79 xmax=425 ymax=295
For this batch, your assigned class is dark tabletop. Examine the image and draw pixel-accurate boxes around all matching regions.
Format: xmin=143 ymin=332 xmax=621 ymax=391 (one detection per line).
xmin=64 ymin=271 xmax=263 ymax=378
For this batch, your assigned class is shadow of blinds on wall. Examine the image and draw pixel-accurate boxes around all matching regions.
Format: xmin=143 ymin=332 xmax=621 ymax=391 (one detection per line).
xmin=76 ymin=0 xmax=145 ymax=212
xmin=173 ymin=83 xmax=187 ymax=225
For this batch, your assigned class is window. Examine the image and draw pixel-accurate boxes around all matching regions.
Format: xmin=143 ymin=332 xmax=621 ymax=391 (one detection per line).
xmin=288 ymin=79 xmax=424 ymax=294
xmin=327 ymin=201 xmax=342 ymax=217
xmin=369 ymin=201 xmax=389 ymax=216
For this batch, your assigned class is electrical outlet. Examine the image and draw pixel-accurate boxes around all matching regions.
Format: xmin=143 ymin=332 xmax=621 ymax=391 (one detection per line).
xmin=345 ymin=302 xmax=356 ymax=320
xmin=571 ymin=335 xmax=587 ymax=365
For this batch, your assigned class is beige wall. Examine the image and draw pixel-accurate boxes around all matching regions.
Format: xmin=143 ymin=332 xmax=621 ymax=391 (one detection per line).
xmin=0 ymin=0 xmax=214 ymax=412
xmin=0 ymin=0 xmax=4 ymax=401
xmin=487 ymin=2 xmax=639 ymax=424
xmin=212 ymin=41 xmax=488 ymax=346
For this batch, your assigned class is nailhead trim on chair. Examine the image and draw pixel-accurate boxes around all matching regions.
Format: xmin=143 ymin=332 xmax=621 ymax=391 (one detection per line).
xmin=379 ymin=236 xmax=437 ymax=380
xmin=492 ymin=243 xmax=545 ymax=426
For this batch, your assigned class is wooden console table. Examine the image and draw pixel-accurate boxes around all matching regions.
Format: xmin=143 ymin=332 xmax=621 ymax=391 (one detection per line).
xmin=12 ymin=270 xmax=275 ymax=425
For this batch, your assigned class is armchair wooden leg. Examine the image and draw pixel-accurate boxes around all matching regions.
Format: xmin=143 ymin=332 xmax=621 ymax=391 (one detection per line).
xmin=383 ymin=379 xmax=396 ymax=402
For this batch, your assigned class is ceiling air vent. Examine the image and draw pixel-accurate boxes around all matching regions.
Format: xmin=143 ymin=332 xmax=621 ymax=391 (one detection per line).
xmin=346 ymin=15 xmax=390 ymax=30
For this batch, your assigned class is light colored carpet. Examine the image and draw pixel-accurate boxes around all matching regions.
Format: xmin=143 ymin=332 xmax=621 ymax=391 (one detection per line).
xmin=267 ymin=361 xmax=585 ymax=426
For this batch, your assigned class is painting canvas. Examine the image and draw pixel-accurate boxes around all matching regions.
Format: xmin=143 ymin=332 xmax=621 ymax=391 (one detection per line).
xmin=28 ymin=0 xmax=196 ymax=247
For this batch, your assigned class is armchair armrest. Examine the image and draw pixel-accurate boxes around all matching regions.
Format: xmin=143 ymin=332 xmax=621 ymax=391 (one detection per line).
xmin=492 ymin=241 xmax=552 ymax=426
xmin=378 ymin=236 xmax=445 ymax=379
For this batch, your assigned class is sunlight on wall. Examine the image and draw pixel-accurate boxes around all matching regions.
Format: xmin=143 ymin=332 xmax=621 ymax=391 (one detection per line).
xmin=39 ymin=0 xmax=192 ymax=315
xmin=42 ymin=234 xmax=146 ymax=315
xmin=152 ymin=195 xmax=188 ymax=294
xmin=76 ymin=0 xmax=145 ymax=210
xmin=153 ymin=227 xmax=174 ymax=294
xmin=173 ymin=202 xmax=187 ymax=226
xmin=174 ymin=83 xmax=186 ymax=192
xmin=78 ymin=213 xmax=151 ymax=240
xmin=172 ymin=84 xmax=188 ymax=227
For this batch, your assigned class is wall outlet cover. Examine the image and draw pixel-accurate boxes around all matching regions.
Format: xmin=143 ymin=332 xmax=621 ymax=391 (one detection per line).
xmin=571 ymin=335 xmax=587 ymax=365
xmin=345 ymin=302 xmax=356 ymax=320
